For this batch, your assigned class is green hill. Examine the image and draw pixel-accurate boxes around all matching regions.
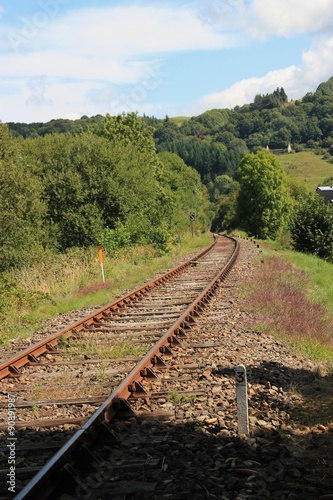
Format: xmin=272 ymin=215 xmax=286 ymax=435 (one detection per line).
xmin=279 ymin=151 xmax=333 ymax=190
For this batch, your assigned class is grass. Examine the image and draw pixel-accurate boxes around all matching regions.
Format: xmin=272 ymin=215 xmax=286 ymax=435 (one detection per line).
xmin=0 ymin=232 xmax=213 ymax=346
xmin=279 ymin=150 xmax=333 ymax=190
xmin=168 ymin=390 xmax=196 ymax=404
xmin=65 ymin=338 xmax=149 ymax=359
xmin=243 ymin=242 xmax=333 ymax=364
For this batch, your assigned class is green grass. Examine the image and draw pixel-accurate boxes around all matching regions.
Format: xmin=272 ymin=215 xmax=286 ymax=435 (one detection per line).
xmin=65 ymin=338 xmax=149 ymax=359
xmin=279 ymin=151 xmax=333 ymax=189
xmin=283 ymin=250 xmax=333 ymax=317
xmin=168 ymin=390 xmax=196 ymax=404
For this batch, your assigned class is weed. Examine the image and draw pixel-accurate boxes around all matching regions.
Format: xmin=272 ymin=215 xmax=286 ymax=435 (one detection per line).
xmin=96 ymin=360 xmax=109 ymax=381
xmin=57 ymin=336 xmax=68 ymax=349
xmin=168 ymin=390 xmax=196 ymax=404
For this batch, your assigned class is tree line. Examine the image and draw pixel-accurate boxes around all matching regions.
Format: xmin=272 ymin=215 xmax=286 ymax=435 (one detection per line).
xmin=0 ymin=113 xmax=211 ymax=273
xmin=9 ymin=78 xmax=333 ymax=180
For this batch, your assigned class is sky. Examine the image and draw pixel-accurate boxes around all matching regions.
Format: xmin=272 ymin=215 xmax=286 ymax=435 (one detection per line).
xmin=1 ymin=0 xmax=333 ymax=124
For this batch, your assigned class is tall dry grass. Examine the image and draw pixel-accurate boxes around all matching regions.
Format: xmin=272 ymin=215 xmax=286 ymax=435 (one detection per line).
xmin=244 ymin=255 xmax=333 ymax=361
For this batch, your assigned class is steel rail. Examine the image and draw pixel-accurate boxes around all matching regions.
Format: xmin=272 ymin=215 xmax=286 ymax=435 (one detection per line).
xmin=15 ymin=235 xmax=239 ymax=500
xmin=0 ymin=240 xmax=217 ymax=380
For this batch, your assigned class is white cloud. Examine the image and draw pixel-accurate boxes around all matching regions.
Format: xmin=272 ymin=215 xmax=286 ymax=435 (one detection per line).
xmin=1 ymin=2 xmax=333 ymax=122
xmin=302 ymin=38 xmax=333 ymax=85
xmin=194 ymin=0 xmax=333 ymax=40
xmin=0 ymin=50 xmax=148 ymax=83
xmin=192 ymin=66 xmax=301 ymax=112
xmin=191 ymin=37 xmax=333 ymax=113
xmin=8 ymin=5 xmax=232 ymax=56
xmin=247 ymin=0 xmax=333 ymax=39
xmin=0 ymin=4 xmax=233 ymax=122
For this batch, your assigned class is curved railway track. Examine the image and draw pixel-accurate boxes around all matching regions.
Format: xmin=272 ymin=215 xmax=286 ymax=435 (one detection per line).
xmin=0 ymin=235 xmax=241 ymax=499
xmin=2 ymin=237 xmax=331 ymax=499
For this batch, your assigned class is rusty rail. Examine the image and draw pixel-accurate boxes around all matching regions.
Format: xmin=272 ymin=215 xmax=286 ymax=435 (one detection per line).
xmin=15 ymin=235 xmax=239 ymax=500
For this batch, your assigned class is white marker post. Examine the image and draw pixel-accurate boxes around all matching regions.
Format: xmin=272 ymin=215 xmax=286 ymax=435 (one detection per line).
xmin=235 ymin=364 xmax=249 ymax=435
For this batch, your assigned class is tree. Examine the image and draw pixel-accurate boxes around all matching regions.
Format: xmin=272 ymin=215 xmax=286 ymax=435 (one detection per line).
xmin=195 ymin=109 xmax=230 ymax=132
xmin=289 ymin=193 xmax=333 ymax=261
xmin=211 ymin=189 xmax=239 ymax=232
xmin=237 ymin=150 xmax=291 ymax=239
xmin=157 ymin=151 xmax=209 ymax=232
xmin=102 ymin=112 xmax=156 ymax=161
xmin=0 ymin=125 xmax=46 ymax=270
xmin=269 ymin=127 xmax=291 ymax=148
xmin=208 ymin=174 xmax=239 ymax=202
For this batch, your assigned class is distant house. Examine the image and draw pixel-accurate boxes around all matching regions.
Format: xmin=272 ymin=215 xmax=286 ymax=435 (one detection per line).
xmin=316 ymin=186 xmax=333 ymax=205
xmin=266 ymin=143 xmax=292 ymax=155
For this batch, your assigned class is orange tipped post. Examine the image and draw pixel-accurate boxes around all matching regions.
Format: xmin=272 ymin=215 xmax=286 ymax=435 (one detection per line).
xmin=97 ymin=244 xmax=105 ymax=282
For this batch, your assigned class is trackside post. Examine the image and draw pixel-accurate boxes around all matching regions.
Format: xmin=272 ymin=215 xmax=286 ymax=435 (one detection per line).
xmin=235 ymin=364 xmax=249 ymax=435
xmin=97 ymin=244 xmax=105 ymax=282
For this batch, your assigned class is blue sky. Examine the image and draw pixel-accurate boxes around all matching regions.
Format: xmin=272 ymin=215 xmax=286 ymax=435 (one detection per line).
xmin=1 ymin=0 xmax=333 ymax=123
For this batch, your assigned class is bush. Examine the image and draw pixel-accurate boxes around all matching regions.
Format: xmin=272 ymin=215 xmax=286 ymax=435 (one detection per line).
xmin=101 ymin=221 xmax=132 ymax=253
xmin=149 ymin=227 xmax=171 ymax=254
xmin=289 ymin=194 xmax=333 ymax=261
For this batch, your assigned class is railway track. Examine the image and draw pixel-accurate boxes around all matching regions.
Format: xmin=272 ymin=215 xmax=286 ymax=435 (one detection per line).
xmin=0 ymin=235 xmax=241 ymax=499
xmin=2 ymin=236 xmax=330 ymax=499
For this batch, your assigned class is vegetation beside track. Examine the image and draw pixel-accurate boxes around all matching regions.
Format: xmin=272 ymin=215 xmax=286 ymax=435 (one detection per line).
xmin=0 ymin=232 xmax=212 ymax=347
xmin=241 ymin=237 xmax=333 ymax=366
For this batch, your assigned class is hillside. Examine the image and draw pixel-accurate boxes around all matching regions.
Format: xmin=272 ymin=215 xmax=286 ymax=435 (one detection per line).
xmin=279 ymin=151 xmax=333 ymax=190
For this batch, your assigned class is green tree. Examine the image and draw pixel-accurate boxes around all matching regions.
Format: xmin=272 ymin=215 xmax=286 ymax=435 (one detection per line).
xmin=211 ymin=189 xmax=239 ymax=232
xmin=237 ymin=150 xmax=291 ymax=239
xmin=0 ymin=125 xmax=46 ymax=270
xmin=269 ymin=127 xmax=291 ymax=148
xmin=102 ymin=112 xmax=156 ymax=161
xmin=208 ymin=174 xmax=238 ymax=202
xmin=289 ymin=193 xmax=333 ymax=260
xmin=158 ymin=151 xmax=210 ymax=233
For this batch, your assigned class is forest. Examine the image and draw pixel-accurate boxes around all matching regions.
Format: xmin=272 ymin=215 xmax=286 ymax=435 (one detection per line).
xmin=2 ymin=76 xmax=333 ymax=277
